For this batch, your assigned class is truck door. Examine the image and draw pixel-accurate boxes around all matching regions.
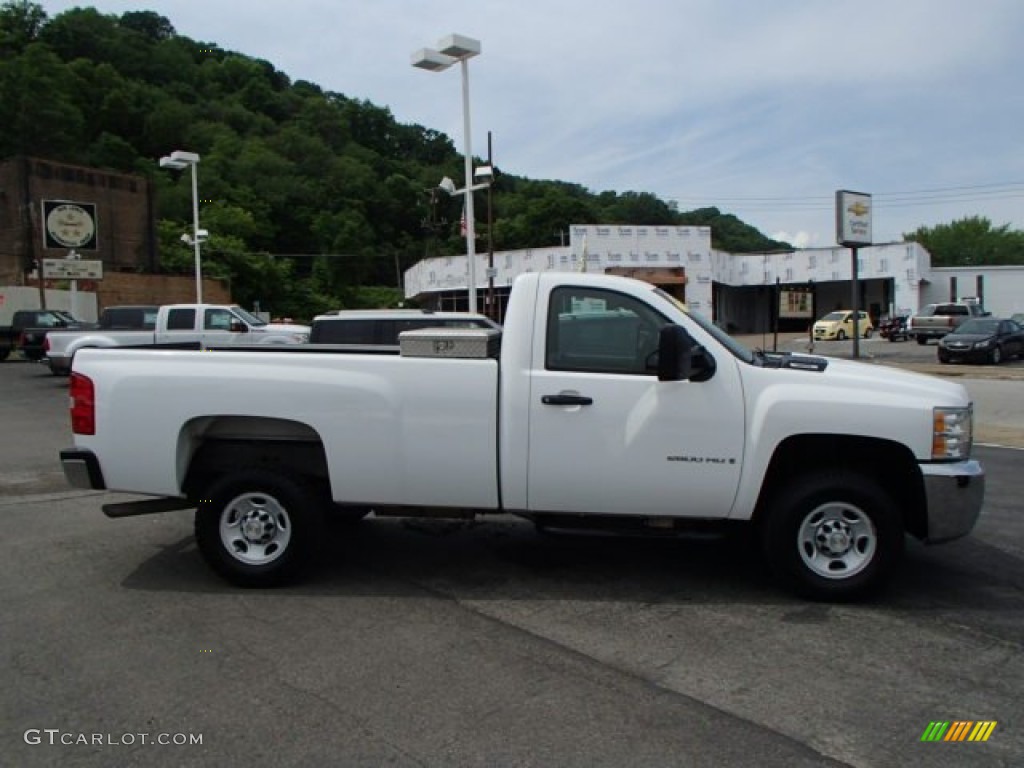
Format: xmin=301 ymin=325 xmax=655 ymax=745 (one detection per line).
xmin=158 ymin=307 xmax=198 ymax=347
xmin=200 ymin=307 xmax=240 ymax=347
xmin=526 ymin=285 xmax=745 ymax=519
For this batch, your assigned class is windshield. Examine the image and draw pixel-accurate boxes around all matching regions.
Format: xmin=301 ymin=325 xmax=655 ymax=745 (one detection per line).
xmin=654 ymin=288 xmax=754 ymax=363
xmin=955 ymin=318 xmax=999 ymax=335
xmin=231 ymin=306 xmax=267 ymax=327
xmin=821 ymin=311 xmax=846 ymax=322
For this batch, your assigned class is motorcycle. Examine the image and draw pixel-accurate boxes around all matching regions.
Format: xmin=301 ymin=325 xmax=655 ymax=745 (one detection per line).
xmin=879 ymin=315 xmax=910 ymax=342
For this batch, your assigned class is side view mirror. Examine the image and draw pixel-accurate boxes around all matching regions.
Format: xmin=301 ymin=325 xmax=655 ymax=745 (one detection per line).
xmin=229 ymin=318 xmax=248 ymax=333
xmin=657 ymin=325 xmax=715 ymax=382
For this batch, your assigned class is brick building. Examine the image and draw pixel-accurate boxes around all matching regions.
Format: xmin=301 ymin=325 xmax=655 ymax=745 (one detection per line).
xmin=0 ymin=156 xmax=228 ymax=311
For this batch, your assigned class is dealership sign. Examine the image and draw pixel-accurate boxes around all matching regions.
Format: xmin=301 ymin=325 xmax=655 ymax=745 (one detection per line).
xmin=42 ymin=200 xmax=98 ymax=250
xmin=835 ymin=190 xmax=872 ymax=247
xmin=41 ymin=258 xmax=104 ymax=280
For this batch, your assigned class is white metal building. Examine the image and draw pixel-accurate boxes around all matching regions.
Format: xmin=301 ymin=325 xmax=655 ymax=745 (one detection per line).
xmin=403 ymin=224 xmax=1024 ymax=331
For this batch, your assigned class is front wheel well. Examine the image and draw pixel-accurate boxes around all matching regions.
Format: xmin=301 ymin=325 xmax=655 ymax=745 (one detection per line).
xmin=752 ymin=434 xmax=927 ymax=539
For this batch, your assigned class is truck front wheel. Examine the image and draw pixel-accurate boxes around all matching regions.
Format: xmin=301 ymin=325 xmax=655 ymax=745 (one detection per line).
xmin=195 ymin=470 xmax=325 ymax=587
xmin=761 ymin=471 xmax=903 ymax=601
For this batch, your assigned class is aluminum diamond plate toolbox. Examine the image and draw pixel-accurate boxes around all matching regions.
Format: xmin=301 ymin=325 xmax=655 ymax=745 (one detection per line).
xmin=398 ymin=328 xmax=501 ymax=358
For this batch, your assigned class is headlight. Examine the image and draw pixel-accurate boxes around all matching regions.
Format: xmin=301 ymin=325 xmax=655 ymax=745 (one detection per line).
xmin=973 ymin=339 xmax=992 ymax=349
xmin=933 ymin=406 xmax=973 ymax=460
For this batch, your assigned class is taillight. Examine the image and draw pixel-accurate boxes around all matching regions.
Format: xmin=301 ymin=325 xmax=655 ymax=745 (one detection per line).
xmin=70 ymin=373 xmax=95 ymax=435
xmin=45 ymin=336 xmax=51 ymax=352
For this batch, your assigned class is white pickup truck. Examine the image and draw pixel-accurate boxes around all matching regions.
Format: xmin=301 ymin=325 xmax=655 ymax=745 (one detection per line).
xmin=45 ymin=303 xmax=309 ymax=374
xmin=60 ymin=272 xmax=984 ymax=600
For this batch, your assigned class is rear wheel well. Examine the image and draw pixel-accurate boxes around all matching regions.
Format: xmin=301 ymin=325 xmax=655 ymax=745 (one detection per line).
xmin=182 ymin=436 xmax=329 ymax=502
xmin=753 ymin=434 xmax=926 ymax=539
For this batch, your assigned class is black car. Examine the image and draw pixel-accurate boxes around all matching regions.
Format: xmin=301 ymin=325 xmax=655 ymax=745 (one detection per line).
xmin=937 ymin=317 xmax=1024 ymax=364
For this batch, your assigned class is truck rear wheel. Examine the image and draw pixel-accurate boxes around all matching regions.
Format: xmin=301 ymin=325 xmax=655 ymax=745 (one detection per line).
xmin=195 ymin=470 xmax=325 ymax=587
xmin=761 ymin=471 xmax=903 ymax=601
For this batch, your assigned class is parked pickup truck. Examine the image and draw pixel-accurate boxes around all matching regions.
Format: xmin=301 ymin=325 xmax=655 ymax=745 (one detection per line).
xmin=45 ymin=303 xmax=309 ymax=375
xmin=0 ymin=309 xmax=92 ymax=362
xmin=909 ymin=301 xmax=988 ymax=345
xmin=60 ymin=272 xmax=984 ymax=600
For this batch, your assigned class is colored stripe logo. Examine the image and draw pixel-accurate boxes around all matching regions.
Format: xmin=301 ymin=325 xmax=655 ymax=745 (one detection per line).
xmin=921 ymin=721 xmax=997 ymax=742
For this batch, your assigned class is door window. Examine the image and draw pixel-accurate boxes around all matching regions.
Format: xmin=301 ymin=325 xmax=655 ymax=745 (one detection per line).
xmin=165 ymin=309 xmax=195 ymax=330
xmin=204 ymin=308 xmax=234 ymax=331
xmin=545 ymin=286 xmax=666 ymax=374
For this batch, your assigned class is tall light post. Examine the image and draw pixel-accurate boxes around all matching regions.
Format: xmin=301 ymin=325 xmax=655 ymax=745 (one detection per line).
xmin=158 ymin=150 xmax=203 ymax=304
xmin=412 ymin=33 xmax=482 ymax=312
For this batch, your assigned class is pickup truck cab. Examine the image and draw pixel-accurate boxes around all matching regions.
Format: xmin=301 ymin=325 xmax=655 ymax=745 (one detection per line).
xmin=0 ymin=309 xmax=92 ymax=361
xmin=46 ymin=303 xmax=309 ymax=375
xmin=60 ymin=272 xmax=984 ymax=600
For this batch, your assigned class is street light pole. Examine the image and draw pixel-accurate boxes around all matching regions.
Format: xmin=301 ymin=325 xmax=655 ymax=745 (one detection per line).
xmin=412 ymin=34 xmax=482 ymax=313
xmin=158 ymin=150 xmax=203 ymax=304
xmin=188 ymin=158 xmax=201 ymax=304
xmin=458 ymin=55 xmax=478 ymax=313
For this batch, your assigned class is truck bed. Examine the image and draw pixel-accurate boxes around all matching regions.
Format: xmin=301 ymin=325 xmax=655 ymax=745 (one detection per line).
xmin=72 ymin=347 xmax=502 ymax=508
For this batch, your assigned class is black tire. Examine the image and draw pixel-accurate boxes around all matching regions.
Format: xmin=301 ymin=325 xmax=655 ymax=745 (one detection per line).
xmin=760 ymin=471 xmax=904 ymax=601
xmin=937 ymin=350 xmax=950 ymax=364
xmin=989 ymin=346 xmax=1002 ymax=365
xmin=195 ymin=469 xmax=326 ymax=587
xmin=0 ymin=348 xmax=9 ymax=362
xmin=836 ymin=330 xmax=846 ymax=341
xmin=916 ymin=335 xmax=927 ymax=345
xmin=863 ymin=328 xmax=873 ymax=339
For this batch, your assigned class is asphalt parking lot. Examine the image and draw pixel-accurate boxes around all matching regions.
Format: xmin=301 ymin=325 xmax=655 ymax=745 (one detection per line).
xmin=2 ymin=352 xmax=1022 ymax=767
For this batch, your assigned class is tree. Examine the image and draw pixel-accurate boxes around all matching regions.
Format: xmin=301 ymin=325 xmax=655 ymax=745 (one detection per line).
xmin=902 ymin=216 xmax=1024 ymax=267
xmin=2 ymin=3 xmax=797 ymax=314
xmin=0 ymin=43 xmax=84 ymax=156
xmin=678 ymin=207 xmax=792 ymax=252
xmin=0 ymin=0 xmax=46 ymax=55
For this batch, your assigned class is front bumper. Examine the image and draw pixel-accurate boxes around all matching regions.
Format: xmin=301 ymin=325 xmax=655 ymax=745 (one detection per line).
xmin=60 ymin=449 xmax=106 ymax=490
xmin=919 ymin=460 xmax=984 ymax=542
xmin=940 ymin=347 xmax=989 ymax=363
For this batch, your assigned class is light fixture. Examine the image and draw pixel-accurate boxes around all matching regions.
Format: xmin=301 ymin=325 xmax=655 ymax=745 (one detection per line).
xmin=158 ymin=149 xmax=203 ymax=303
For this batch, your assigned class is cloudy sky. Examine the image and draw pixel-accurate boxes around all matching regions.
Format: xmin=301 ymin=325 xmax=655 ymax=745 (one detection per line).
xmin=39 ymin=0 xmax=1024 ymax=248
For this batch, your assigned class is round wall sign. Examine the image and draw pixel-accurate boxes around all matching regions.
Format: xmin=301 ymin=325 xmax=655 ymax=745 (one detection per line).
xmin=46 ymin=203 xmax=96 ymax=248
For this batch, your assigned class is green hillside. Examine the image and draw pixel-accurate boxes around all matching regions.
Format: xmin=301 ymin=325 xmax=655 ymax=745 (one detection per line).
xmin=0 ymin=1 xmax=791 ymax=315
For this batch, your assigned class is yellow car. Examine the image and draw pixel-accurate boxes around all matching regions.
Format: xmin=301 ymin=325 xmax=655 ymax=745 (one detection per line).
xmin=812 ymin=310 xmax=873 ymax=341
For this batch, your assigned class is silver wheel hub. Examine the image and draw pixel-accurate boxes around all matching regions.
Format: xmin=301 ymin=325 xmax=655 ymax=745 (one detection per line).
xmin=219 ymin=492 xmax=292 ymax=566
xmin=240 ymin=509 xmax=277 ymax=544
xmin=798 ymin=502 xmax=876 ymax=579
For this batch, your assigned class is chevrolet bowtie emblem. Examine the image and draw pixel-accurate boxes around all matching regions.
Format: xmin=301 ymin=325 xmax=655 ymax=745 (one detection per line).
xmin=848 ymin=201 xmax=870 ymax=216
